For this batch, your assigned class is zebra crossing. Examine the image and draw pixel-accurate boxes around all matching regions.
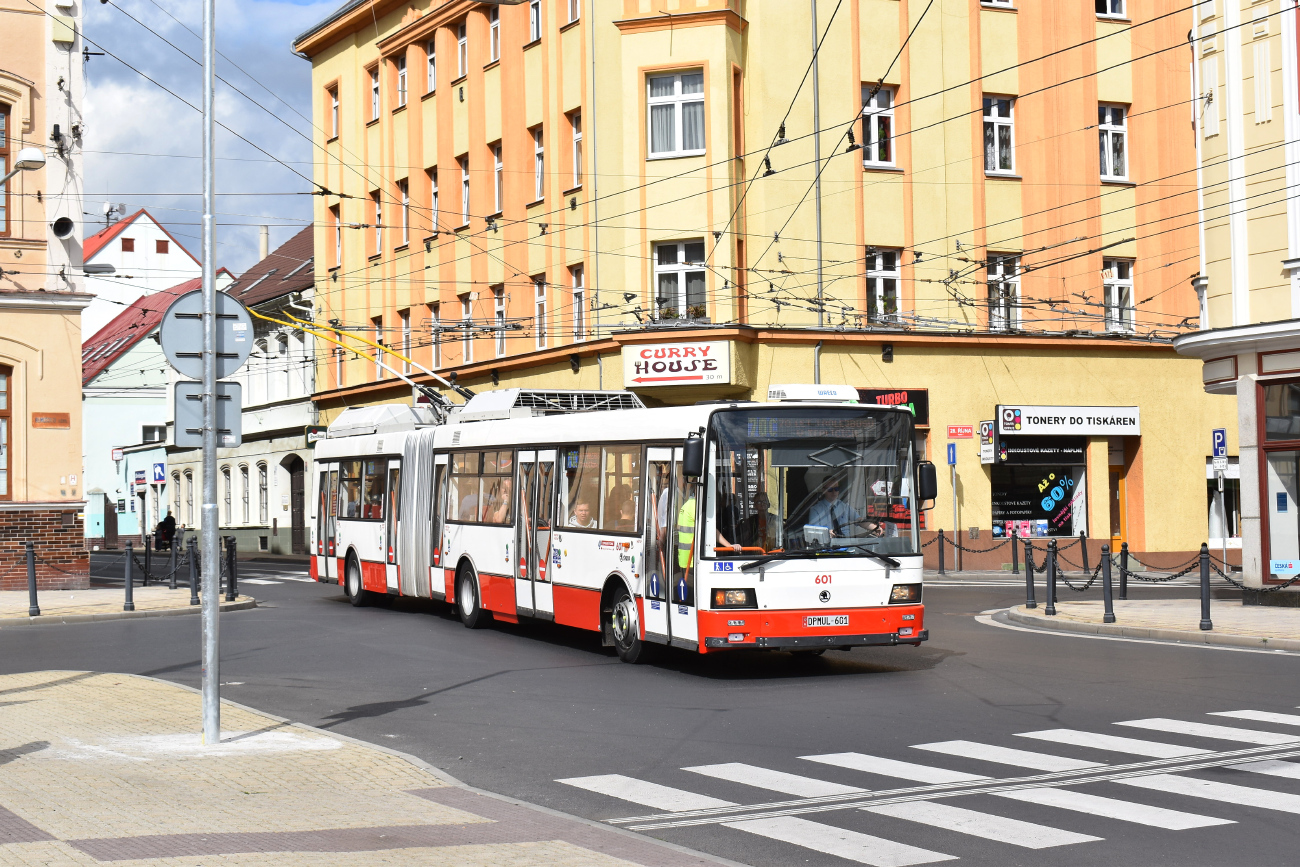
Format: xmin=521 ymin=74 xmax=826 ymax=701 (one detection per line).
xmin=557 ymin=707 xmax=1300 ymax=865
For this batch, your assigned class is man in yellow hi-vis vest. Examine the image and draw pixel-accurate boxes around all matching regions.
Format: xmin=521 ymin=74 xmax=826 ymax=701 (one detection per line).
xmin=676 ymin=490 xmax=697 ymax=570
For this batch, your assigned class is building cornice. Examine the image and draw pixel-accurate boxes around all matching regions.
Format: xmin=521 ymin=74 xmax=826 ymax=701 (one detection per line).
xmin=613 ymin=9 xmax=747 ymax=34
xmin=0 ymin=501 xmax=86 ymax=512
xmin=1172 ymin=319 xmax=1300 ymax=359
xmin=376 ymin=0 xmax=479 ymax=54
xmin=0 ymin=292 xmax=94 ymax=312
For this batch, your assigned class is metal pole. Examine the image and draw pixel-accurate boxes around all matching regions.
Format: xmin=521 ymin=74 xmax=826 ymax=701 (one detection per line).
xmin=200 ymin=0 xmax=221 ymax=746
xmin=1011 ymin=530 xmax=1020 ymax=575
xmin=225 ymin=537 xmax=237 ymax=602
xmin=1199 ymin=543 xmax=1213 ymax=631
xmin=1024 ymin=540 xmax=1036 ymax=609
xmin=1045 ymin=539 xmax=1057 ymax=616
xmin=950 ymin=464 xmax=959 ymax=573
xmin=1216 ymin=471 xmax=1227 ymax=571
xmin=810 ymin=0 xmax=824 ymax=327
xmin=1079 ymin=531 xmax=1089 ymax=574
xmin=169 ymin=530 xmax=178 ymax=590
xmin=1101 ymin=543 xmax=1115 ymax=623
xmin=144 ymin=536 xmax=151 ymax=587
xmin=189 ymin=536 xmax=200 ymax=606
xmin=1119 ymin=541 xmax=1129 ymax=600
xmin=25 ymin=541 xmax=39 ymax=617
xmin=123 ymin=541 xmax=135 ymax=612
xmin=937 ymin=529 xmax=945 ymax=575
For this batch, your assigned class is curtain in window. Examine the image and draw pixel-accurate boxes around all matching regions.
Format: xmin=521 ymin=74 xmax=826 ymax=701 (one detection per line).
xmin=682 ymin=102 xmax=705 ymax=151
xmin=651 ymin=105 xmax=675 ymax=154
xmin=658 ymin=273 xmax=679 ymax=311
xmin=685 ymin=271 xmax=706 ymax=310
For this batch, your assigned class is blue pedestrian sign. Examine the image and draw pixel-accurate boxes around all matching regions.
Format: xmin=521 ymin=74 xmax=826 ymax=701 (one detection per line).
xmin=947 ymin=443 xmax=957 ymax=466
xmin=1212 ymin=428 xmax=1227 ymax=459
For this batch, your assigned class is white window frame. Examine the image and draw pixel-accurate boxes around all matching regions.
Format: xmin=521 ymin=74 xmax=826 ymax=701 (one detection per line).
xmin=1098 ymin=104 xmax=1127 ymax=181
xmin=373 ymin=317 xmax=384 ymax=378
xmin=331 ymin=205 xmax=341 ymax=267
xmin=529 ymin=0 xmax=541 ymax=42
xmin=654 ymin=240 xmax=707 ymax=319
xmin=568 ymin=0 xmax=580 ymax=23
xmin=334 ymin=346 xmax=343 ymax=387
xmin=429 ymin=303 xmax=441 ymax=368
xmin=571 ymin=113 xmax=583 ymax=186
xmin=185 ymin=470 xmax=194 ymax=527
xmin=222 ymin=466 xmax=231 ymax=524
xmin=457 ymin=22 xmax=467 ymax=78
xmin=535 ymin=278 xmax=547 ymax=349
xmin=571 ymin=263 xmax=585 ymax=338
xmin=427 ymin=39 xmax=436 ymax=92
xmin=981 ymin=0 xmax=1013 ymax=6
xmin=1103 ymin=258 xmax=1135 ymax=333
xmin=396 ymin=56 xmax=407 ymax=107
xmin=533 ymin=127 xmax=545 ymax=201
xmin=865 ymin=248 xmax=901 ymax=324
xmin=489 ymin=7 xmax=501 ymax=61
xmin=987 ymin=254 xmax=1020 ymax=331
xmin=982 ymin=95 xmax=1015 ymax=175
xmin=460 ymin=295 xmax=473 ymax=363
xmin=329 ymin=87 xmax=339 ymax=137
xmin=494 ymin=286 xmax=506 ymax=357
xmin=429 ymin=169 xmax=439 ymax=231
xmin=400 ymin=308 xmax=412 ymax=373
xmin=1202 ymin=59 xmax=1220 ymax=138
xmin=373 ymin=193 xmax=382 ymax=253
xmin=257 ymin=463 xmax=268 ymax=525
xmin=861 ymin=86 xmax=895 ymax=167
xmin=370 ymin=67 xmax=380 ymax=121
xmin=493 ymin=144 xmax=503 ymax=214
xmin=240 ymin=464 xmax=249 ymax=524
xmin=1096 ymin=0 xmax=1125 ymax=19
xmin=647 ymin=71 xmax=706 ymax=159
xmin=459 ymin=156 xmax=470 ymax=225
xmin=398 ymin=179 xmax=410 ymax=245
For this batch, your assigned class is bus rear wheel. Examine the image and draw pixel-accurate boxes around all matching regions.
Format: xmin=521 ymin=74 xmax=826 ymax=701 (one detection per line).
xmin=609 ymin=588 xmax=647 ymax=664
xmin=346 ymin=558 xmax=370 ymax=607
xmin=456 ymin=567 xmax=490 ymax=629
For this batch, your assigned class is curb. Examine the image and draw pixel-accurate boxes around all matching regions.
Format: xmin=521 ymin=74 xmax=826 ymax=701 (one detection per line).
xmin=1006 ymin=606 xmax=1300 ymax=652
xmin=0 ymin=597 xmax=258 ymax=626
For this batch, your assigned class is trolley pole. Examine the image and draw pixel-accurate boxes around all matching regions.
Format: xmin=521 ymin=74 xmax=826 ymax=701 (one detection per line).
xmin=199 ymin=0 xmax=220 ymax=746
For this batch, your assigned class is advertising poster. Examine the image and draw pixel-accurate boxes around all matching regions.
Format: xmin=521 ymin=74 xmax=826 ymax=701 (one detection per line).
xmin=991 ymin=466 xmax=1085 ymax=537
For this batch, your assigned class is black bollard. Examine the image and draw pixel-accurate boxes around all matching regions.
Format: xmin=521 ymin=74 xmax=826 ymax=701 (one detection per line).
xmin=1011 ymin=530 xmax=1020 ymax=575
xmin=1045 ymin=539 xmax=1058 ymax=616
xmin=225 ymin=537 xmax=238 ymax=602
xmin=1199 ymin=543 xmax=1213 ymax=631
xmin=25 ymin=541 xmax=40 ymax=617
xmin=1119 ymin=541 xmax=1129 ymax=600
xmin=1101 ymin=544 xmax=1115 ymax=623
xmin=1024 ymin=539 xmax=1037 ymax=609
xmin=143 ymin=536 xmax=152 ymax=587
xmin=937 ymin=530 xmax=946 ymax=575
xmin=1080 ymin=531 xmax=1090 ymax=574
xmin=123 ymin=541 xmax=136 ymax=612
xmin=188 ymin=537 xmax=199 ymax=606
xmin=168 ymin=532 xmax=178 ymax=590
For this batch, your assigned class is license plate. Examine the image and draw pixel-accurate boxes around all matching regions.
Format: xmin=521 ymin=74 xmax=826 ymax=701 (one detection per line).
xmin=806 ymin=615 xmax=849 ymax=628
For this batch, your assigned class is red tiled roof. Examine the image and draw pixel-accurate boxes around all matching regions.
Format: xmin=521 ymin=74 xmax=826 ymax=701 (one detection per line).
xmin=81 ymin=278 xmax=199 ymax=386
xmin=225 ymin=226 xmax=314 ymax=306
xmin=83 ymin=209 xmax=200 ymax=265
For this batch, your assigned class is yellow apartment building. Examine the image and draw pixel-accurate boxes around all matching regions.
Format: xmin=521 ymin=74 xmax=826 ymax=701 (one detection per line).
xmin=1174 ymin=0 xmax=1300 ymax=597
xmin=295 ymin=0 xmax=1235 ymax=565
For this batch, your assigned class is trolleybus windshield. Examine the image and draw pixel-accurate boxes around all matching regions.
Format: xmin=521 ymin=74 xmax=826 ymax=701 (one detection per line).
xmin=709 ymin=408 xmax=918 ymax=557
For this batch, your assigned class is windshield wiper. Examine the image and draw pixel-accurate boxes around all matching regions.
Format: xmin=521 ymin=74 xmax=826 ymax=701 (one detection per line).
xmin=740 ymin=546 xmax=901 ymax=572
xmin=740 ymin=551 xmax=804 ymax=571
xmin=829 ymin=544 xmax=901 ymax=569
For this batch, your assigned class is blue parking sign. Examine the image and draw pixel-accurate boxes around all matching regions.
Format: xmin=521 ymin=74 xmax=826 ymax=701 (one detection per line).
xmin=1212 ymin=428 xmax=1227 ymax=459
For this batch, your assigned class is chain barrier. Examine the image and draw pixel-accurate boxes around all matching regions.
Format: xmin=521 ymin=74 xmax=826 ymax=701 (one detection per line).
xmin=950 ymin=537 xmax=1011 ymax=554
xmin=1127 ymin=560 xmax=1203 ymax=583
xmin=1211 ymin=561 xmax=1300 ymax=593
xmin=919 ymin=535 xmax=939 ymax=549
xmin=39 ymin=552 xmax=105 ymax=577
xmin=1059 ymin=561 xmax=1103 ymax=592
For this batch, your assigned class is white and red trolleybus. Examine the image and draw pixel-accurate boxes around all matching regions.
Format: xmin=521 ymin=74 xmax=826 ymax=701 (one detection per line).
xmin=310 ymin=385 xmax=939 ymax=662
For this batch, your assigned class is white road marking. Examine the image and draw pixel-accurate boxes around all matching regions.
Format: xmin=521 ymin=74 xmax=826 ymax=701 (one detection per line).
xmin=1015 ymin=729 xmax=1211 ymax=758
xmin=1210 ymin=710 xmax=1300 ymax=727
xmin=1229 ymin=759 xmax=1300 ymax=780
xmin=684 ymin=763 xmax=865 ymax=797
xmin=801 ymin=752 xmax=990 ymax=784
xmin=974 ymin=613 xmax=1300 ymax=656
xmin=556 ymin=774 xmax=736 ymax=812
xmin=994 ymin=786 xmax=1233 ymax=829
xmin=724 ymin=815 xmax=955 ymax=866
xmin=864 ymin=800 xmax=1100 ymax=848
xmin=238 ymin=579 xmax=282 ymax=585
xmin=1117 ymin=773 xmax=1300 ymax=813
xmin=911 ymin=740 xmax=1105 ymax=772
xmin=1115 ymin=718 xmax=1300 ymax=746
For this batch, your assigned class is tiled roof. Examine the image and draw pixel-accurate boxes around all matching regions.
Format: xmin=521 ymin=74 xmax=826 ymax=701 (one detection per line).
xmin=226 ymin=226 xmax=314 ymax=307
xmin=81 ymin=278 xmax=199 ymax=386
xmin=83 ymin=209 xmax=201 ymax=265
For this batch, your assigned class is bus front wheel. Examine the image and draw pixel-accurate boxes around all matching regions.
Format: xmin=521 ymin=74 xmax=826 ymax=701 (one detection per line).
xmin=609 ymin=587 xmax=647 ymax=664
xmin=346 ymin=558 xmax=370 ymax=607
xmin=456 ymin=567 xmax=489 ymax=629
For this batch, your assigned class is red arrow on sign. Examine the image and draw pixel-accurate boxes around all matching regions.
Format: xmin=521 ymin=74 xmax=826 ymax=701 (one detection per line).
xmin=632 ymin=375 xmax=705 ymax=383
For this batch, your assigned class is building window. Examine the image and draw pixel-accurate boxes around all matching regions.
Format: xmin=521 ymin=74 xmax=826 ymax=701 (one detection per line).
xmin=428 ymin=302 xmax=441 ymax=368
xmin=398 ymin=179 xmax=410 ymax=245
xmin=493 ymin=144 xmax=503 ymax=213
xmin=328 ymin=86 xmax=339 ymax=137
xmin=648 ymin=71 xmax=705 ymax=158
xmin=240 ymin=464 xmax=250 ymax=523
xmin=982 ymin=0 xmax=1013 ymax=6
xmin=396 ymin=56 xmax=407 ymax=107
xmin=426 ymin=39 xmax=437 ymax=92
xmin=529 ymin=0 xmax=541 ymax=42
xmin=534 ymin=278 xmax=547 ymax=349
xmin=533 ymin=127 xmax=545 ymax=201
xmin=1202 ymin=59 xmax=1220 ymax=137
xmin=171 ymin=473 xmax=180 ymax=523
xmin=570 ymin=113 xmax=583 ymax=186
xmin=457 ymin=22 xmax=467 ymax=78
xmin=1103 ymin=258 xmax=1135 ymax=332
xmin=493 ymin=286 xmax=506 ymax=357
xmin=1096 ymin=0 xmax=1125 ymax=18
xmin=222 ymin=466 xmax=232 ymax=524
xmin=335 ymin=346 xmax=343 ymax=387
xmin=1098 ymin=104 xmax=1127 ymax=181
xmin=330 ymin=205 xmax=341 ymax=267
xmin=428 ymin=168 xmax=440 ymax=231
xmin=370 ymin=67 xmax=380 ymax=120
xmin=373 ymin=316 xmax=384 ymax=378
xmin=257 ymin=463 xmax=268 ymax=525
xmin=0 ymin=365 xmax=9 ymax=498
xmin=489 ymin=7 xmax=501 ymax=61
xmin=982 ymin=96 xmax=1015 ymax=174
xmin=987 ymin=254 xmax=1020 ymax=331
xmin=0 ymin=104 xmax=8 ymax=236
xmin=865 ymin=248 xmax=900 ymax=324
xmin=459 ymin=156 xmax=470 ymax=225
xmin=861 ymin=86 xmax=894 ymax=167
xmin=571 ymin=264 xmax=585 ymax=338
xmin=371 ymin=192 xmax=382 ymax=254
xmin=655 ymin=240 xmax=707 ymax=319
xmin=141 ymin=425 xmax=166 ymax=443
xmin=569 ymin=0 xmax=580 ymax=23
xmin=156 ymin=239 xmax=169 ymax=255
xmin=400 ymin=308 xmax=411 ymax=373
xmin=460 ymin=294 xmax=473 ymax=363
xmin=185 ymin=471 xmax=194 ymax=527
xmin=121 ymin=237 xmax=135 ymax=252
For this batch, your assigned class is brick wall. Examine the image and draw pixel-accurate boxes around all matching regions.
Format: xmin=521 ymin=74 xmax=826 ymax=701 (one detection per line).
xmin=0 ymin=508 xmax=90 ymax=591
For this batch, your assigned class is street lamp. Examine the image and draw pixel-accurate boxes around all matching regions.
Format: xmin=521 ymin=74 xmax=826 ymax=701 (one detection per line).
xmin=0 ymin=148 xmax=46 ymax=186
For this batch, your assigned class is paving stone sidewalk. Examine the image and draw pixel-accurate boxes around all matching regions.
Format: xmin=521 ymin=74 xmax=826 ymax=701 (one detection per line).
xmin=0 ymin=671 xmax=733 ymax=866
xmin=1008 ymin=599 xmax=1300 ymax=651
xmin=0 ymin=588 xmax=256 ymax=623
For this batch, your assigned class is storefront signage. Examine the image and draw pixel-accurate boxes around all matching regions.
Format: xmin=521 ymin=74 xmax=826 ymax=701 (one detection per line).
xmin=948 ymin=425 xmax=973 ymax=439
xmin=111 ymin=448 xmax=124 ymax=461
xmin=997 ymin=436 xmax=1087 ymax=465
xmin=1272 ymin=560 xmax=1300 ymax=576
xmin=858 ymin=388 xmax=929 ymax=425
xmin=32 ymin=412 xmax=70 ymax=429
xmin=997 ymin=405 xmax=1140 ymax=436
xmin=622 ymin=341 xmax=730 ymax=387
xmin=979 ymin=421 xmax=995 ymax=465
xmin=306 ymin=425 xmax=328 ymax=443
xmin=992 ymin=466 xmax=1086 ymax=538
xmin=134 ymin=469 xmax=147 ymax=483
xmin=152 ymin=463 xmax=166 ymax=483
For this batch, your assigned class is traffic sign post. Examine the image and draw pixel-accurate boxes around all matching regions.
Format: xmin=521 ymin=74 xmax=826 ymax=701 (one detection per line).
xmin=947 ymin=443 xmax=960 ymax=572
xmin=1212 ymin=428 xmax=1228 ymax=570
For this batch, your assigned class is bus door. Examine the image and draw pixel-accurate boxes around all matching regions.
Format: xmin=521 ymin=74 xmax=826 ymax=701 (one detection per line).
xmin=429 ymin=454 xmax=448 ymax=600
xmin=668 ymin=446 xmax=699 ymax=647
xmin=516 ymin=452 xmax=536 ymax=614
xmin=516 ymin=450 xmax=557 ymax=618
xmin=387 ymin=460 xmax=404 ymax=594
xmin=642 ymin=448 xmax=674 ymax=644
xmin=324 ymin=465 xmax=339 ymax=583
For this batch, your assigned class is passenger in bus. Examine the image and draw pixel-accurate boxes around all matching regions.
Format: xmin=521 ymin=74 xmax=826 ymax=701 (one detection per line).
xmin=568 ymin=499 xmax=597 ymax=528
xmin=730 ymin=491 xmax=783 ymax=551
xmin=809 ymin=477 xmax=882 ymax=538
xmin=613 ymin=498 xmax=636 ymax=532
xmin=364 ymin=480 xmax=384 ymax=519
xmin=486 ymin=478 xmax=513 ymax=524
xmin=458 ymin=489 xmax=479 ymax=521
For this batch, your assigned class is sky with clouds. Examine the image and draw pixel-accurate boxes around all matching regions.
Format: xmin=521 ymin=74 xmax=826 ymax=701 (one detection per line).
xmin=84 ymin=0 xmax=339 ymax=276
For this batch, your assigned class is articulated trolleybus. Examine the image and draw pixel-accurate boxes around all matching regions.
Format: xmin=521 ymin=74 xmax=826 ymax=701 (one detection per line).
xmin=311 ymin=384 xmax=939 ymax=662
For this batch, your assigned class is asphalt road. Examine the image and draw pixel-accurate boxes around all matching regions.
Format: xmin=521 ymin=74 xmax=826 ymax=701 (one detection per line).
xmin=6 ymin=554 xmax=1300 ymax=866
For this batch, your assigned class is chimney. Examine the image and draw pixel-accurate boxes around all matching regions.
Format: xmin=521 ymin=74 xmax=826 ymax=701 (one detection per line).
xmin=259 ymin=225 xmax=269 ymax=261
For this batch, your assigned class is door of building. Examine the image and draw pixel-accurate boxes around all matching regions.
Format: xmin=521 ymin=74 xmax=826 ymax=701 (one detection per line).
xmin=104 ymin=493 xmax=119 ymax=548
xmin=1109 ymin=470 xmax=1127 ymax=548
xmin=285 ymin=455 xmax=306 ymax=554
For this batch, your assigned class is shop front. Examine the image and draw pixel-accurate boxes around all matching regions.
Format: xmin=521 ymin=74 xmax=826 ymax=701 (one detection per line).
xmin=1264 ymin=381 xmax=1300 ymax=584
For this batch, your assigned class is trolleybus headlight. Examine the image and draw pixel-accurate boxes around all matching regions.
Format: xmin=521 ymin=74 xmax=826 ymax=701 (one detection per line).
xmin=713 ymin=588 xmax=757 ymax=608
xmin=889 ymin=584 xmax=922 ymax=604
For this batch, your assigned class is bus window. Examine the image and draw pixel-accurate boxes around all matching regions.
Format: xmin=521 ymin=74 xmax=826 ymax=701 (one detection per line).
xmin=602 ymin=446 xmax=641 ymax=532
xmin=316 ymin=471 xmax=328 ymax=554
xmin=431 ymin=462 xmax=447 ymax=565
xmin=451 ymin=452 xmax=481 ymax=521
xmin=562 ymin=446 xmax=601 ymax=529
xmin=481 ymin=451 xmax=514 ymax=525
xmin=362 ymin=460 xmax=387 ymax=520
xmin=670 ymin=462 xmax=695 ymax=606
xmin=339 ymin=461 xmax=362 ymax=519
xmin=645 ymin=459 xmax=672 ymax=600
xmin=386 ymin=466 xmax=400 ymax=563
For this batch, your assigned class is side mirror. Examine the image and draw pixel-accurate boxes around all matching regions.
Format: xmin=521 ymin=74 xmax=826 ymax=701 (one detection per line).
xmin=916 ymin=460 xmax=938 ymax=506
xmin=682 ymin=434 xmax=704 ymax=478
